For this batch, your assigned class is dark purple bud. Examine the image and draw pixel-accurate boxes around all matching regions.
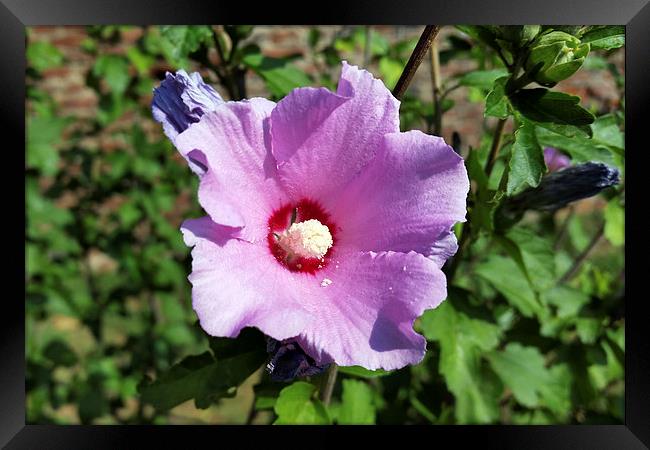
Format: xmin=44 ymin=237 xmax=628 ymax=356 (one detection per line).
xmin=497 ymin=162 xmax=620 ymax=230
xmin=265 ymin=338 xmax=330 ymax=382
xmin=152 ymin=70 xmax=223 ymax=143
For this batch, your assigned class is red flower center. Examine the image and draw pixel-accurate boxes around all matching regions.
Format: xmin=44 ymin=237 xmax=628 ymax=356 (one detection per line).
xmin=267 ymin=199 xmax=338 ymax=273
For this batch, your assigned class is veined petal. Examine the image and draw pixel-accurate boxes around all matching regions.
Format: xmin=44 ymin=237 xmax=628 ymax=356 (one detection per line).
xmin=182 ymin=217 xmax=312 ymax=340
xmin=295 ymin=250 xmax=447 ymax=370
xmin=270 ymin=61 xmax=400 ymax=204
xmin=175 ymin=98 xmax=289 ymax=242
xmin=331 ymin=130 xmax=469 ymax=265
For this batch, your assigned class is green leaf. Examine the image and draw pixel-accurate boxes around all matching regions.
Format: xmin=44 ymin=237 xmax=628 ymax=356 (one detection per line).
xmin=576 ymin=317 xmax=601 ymax=344
xmin=139 ymin=334 xmax=267 ymax=411
xmin=506 ymin=227 xmax=556 ymax=292
xmin=459 ymin=69 xmax=508 ymax=90
xmin=542 ymin=285 xmax=590 ymax=318
xmin=456 ymin=25 xmax=499 ymax=48
xmin=378 ymin=56 xmax=404 ymax=90
xmin=592 ymin=113 xmax=624 ymax=152
xmin=580 ymin=26 xmax=625 ymax=50
xmin=538 ymin=363 xmax=572 ymax=417
xmin=27 ymin=41 xmax=64 ymax=72
xmin=485 ymin=76 xmax=509 ymax=119
xmin=208 ymin=327 xmax=266 ymax=360
xmin=466 ymin=147 xmax=489 ymax=192
xmin=338 ymin=365 xmax=392 ymax=378
xmin=160 ymin=25 xmax=213 ymax=60
xmin=466 ymin=144 xmax=505 ymax=234
xmin=126 ymin=47 xmax=155 ymax=76
xmin=509 ymin=89 xmax=595 ymax=137
xmin=421 ymin=298 xmax=502 ymax=423
xmin=117 ymin=200 xmax=142 ymax=229
xmin=78 ymin=388 xmax=109 ymax=424
xmin=494 ymin=234 xmax=535 ymax=289
xmin=26 ymin=178 xmax=74 ymax=239
xmin=337 ymin=379 xmax=376 ymax=424
xmin=27 ymin=115 xmax=69 ymax=176
xmin=475 ymin=256 xmax=544 ymax=318
xmin=487 ymin=343 xmax=548 ymax=407
xmin=604 ymin=198 xmax=624 ymax=246
xmin=353 ymin=27 xmax=389 ymax=56
xmin=535 ymin=126 xmax=617 ymax=167
xmin=507 ymin=120 xmax=545 ymax=195
xmin=274 ymin=382 xmax=331 ymax=425
xmin=92 ymin=55 xmax=130 ymax=97
xmin=43 ymin=340 xmax=78 ymax=367
xmin=242 ymin=53 xmax=312 ymax=97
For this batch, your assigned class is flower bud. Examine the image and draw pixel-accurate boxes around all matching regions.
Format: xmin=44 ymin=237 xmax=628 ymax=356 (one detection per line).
xmin=265 ymin=338 xmax=330 ymax=382
xmin=152 ymin=70 xmax=223 ymax=143
xmin=524 ymin=31 xmax=590 ymax=86
xmin=496 ymin=162 xmax=619 ymax=230
xmin=498 ymin=26 xmax=541 ymax=45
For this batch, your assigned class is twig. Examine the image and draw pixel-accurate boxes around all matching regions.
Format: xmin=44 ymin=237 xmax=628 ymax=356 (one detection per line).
xmin=211 ymin=27 xmax=238 ymax=100
xmin=319 ymin=363 xmax=338 ymax=406
xmin=392 ymin=25 xmax=441 ymax=100
xmin=554 ymin=205 xmax=575 ymax=251
xmin=440 ymin=82 xmax=462 ymax=101
xmin=559 ymin=222 xmax=605 ymax=284
xmin=485 ymin=118 xmax=508 ymax=177
xmin=496 ymin=47 xmax=512 ymax=70
xmin=363 ymin=26 xmax=372 ymax=67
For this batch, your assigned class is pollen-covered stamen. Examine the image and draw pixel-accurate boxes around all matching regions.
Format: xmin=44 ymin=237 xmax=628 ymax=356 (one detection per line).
xmin=277 ymin=219 xmax=333 ymax=260
xmin=267 ymin=198 xmax=337 ymax=273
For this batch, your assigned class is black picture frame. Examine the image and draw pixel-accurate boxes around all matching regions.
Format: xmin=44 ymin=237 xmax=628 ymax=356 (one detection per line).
xmin=7 ymin=0 xmax=648 ymax=447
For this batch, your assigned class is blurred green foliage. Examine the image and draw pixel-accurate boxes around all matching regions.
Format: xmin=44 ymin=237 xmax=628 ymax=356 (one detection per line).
xmin=26 ymin=25 xmax=624 ymax=425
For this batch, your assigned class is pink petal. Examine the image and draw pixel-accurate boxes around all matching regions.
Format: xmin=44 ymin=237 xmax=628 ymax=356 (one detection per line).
xmin=180 ymin=216 xmax=241 ymax=247
xmin=175 ymin=98 xmax=289 ymax=242
xmin=270 ymin=61 xmax=400 ymax=203
xmin=182 ymin=217 xmax=312 ymax=340
xmin=295 ymin=250 xmax=448 ymax=370
xmin=331 ymin=130 xmax=469 ymax=266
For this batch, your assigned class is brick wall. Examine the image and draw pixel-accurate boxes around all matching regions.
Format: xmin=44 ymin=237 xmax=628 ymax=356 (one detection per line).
xmin=28 ymin=25 xmax=623 ymax=152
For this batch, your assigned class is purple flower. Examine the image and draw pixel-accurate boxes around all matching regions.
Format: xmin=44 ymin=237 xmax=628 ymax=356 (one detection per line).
xmin=154 ymin=62 xmax=469 ymax=371
xmin=152 ymin=69 xmax=223 ymax=143
xmin=543 ymin=147 xmax=571 ymax=173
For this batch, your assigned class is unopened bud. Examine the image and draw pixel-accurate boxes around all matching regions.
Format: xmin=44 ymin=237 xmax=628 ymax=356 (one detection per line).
xmin=496 ymin=162 xmax=620 ymax=230
xmin=265 ymin=338 xmax=330 ymax=382
xmin=524 ymin=31 xmax=590 ymax=86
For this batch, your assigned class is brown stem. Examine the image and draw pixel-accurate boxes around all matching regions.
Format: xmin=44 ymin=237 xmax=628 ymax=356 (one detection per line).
xmin=485 ymin=118 xmax=507 ymax=177
xmin=392 ymin=25 xmax=441 ymax=100
xmin=319 ymin=363 xmax=338 ymax=406
xmin=211 ymin=27 xmax=239 ymax=100
xmin=559 ymin=222 xmax=605 ymax=284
